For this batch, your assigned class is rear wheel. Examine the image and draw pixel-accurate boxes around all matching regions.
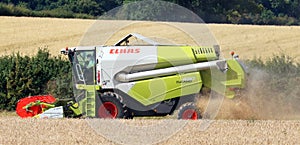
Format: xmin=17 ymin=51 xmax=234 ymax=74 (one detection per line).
xmin=97 ymin=93 xmax=127 ymax=119
xmin=177 ymin=102 xmax=201 ymax=120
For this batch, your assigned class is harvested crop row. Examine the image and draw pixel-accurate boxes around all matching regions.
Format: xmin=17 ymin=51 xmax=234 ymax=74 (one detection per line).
xmin=0 ymin=117 xmax=299 ymax=145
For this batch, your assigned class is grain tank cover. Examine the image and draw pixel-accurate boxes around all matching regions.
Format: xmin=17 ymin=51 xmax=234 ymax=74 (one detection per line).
xmin=114 ymin=33 xmax=160 ymax=46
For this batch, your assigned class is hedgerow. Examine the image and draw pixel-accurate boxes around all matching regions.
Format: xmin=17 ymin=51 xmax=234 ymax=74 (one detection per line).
xmin=0 ymin=49 xmax=72 ymax=110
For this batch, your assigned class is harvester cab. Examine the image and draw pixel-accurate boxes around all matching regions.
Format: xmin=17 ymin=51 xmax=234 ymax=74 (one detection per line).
xmin=61 ymin=46 xmax=96 ymax=83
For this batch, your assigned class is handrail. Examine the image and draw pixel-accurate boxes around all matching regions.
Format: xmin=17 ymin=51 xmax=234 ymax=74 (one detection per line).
xmin=75 ymin=64 xmax=85 ymax=82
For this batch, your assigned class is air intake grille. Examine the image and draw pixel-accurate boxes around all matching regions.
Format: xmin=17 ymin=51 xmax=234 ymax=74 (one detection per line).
xmin=193 ymin=47 xmax=214 ymax=54
xmin=192 ymin=47 xmax=217 ymax=61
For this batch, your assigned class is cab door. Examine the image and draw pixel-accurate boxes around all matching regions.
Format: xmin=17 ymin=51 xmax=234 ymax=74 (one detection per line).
xmin=72 ymin=49 xmax=96 ymax=85
xmin=72 ymin=48 xmax=97 ymax=117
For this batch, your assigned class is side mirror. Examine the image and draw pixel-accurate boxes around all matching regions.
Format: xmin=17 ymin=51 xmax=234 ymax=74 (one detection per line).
xmin=60 ymin=50 xmax=66 ymax=55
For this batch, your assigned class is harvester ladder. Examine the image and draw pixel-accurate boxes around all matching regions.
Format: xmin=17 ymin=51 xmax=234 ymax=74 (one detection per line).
xmin=85 ymin=86 xmax=96 ymax=117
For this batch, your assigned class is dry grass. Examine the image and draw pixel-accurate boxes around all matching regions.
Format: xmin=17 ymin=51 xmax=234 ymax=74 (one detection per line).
xmin=210 ymin=24 xmax=300 ymax=61
xmin=0 ymin=16 xmax=93 ymax=56
xmin=0 ymin=111 xmax=17 ymax=117
xmin=1 ymin=16 xmax=299 ymax=61
xmin=0 ymin=117 xmax=299 ymax=145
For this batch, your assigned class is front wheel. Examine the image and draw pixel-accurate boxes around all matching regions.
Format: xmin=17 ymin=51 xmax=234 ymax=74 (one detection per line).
xmin=177 ymin=102 xmax=202 ymax=120
xmin=97 ymin=94 xmax=126 ymax=119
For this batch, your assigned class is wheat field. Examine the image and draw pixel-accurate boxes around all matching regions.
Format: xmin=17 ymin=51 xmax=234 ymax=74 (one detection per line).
xmin=1 ymin=16 xmax=300 ymax=61
xmin=1 ymin=16 xmax=300 ymax=144
xmin=0 ymin=115 xmax=299 ymax=145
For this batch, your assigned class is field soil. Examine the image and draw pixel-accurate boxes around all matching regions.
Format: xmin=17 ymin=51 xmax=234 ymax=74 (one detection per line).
xmin=0 ymin=16 xmax=300 ymax=144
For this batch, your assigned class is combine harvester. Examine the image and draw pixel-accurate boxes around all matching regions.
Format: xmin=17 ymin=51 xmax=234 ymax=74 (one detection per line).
xmin=16 ymin=33 xmax=245 ymax=119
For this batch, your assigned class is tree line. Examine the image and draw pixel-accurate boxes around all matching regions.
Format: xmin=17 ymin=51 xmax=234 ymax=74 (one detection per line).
xmin=0 ymin=0 xmax=299 ymax=25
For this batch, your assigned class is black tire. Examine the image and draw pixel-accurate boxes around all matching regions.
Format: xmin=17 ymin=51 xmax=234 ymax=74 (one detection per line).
xmin=177 ymin=102 xmax=202 ymax=120
xmin=96 ymin=93 xmax=127 ymax=119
